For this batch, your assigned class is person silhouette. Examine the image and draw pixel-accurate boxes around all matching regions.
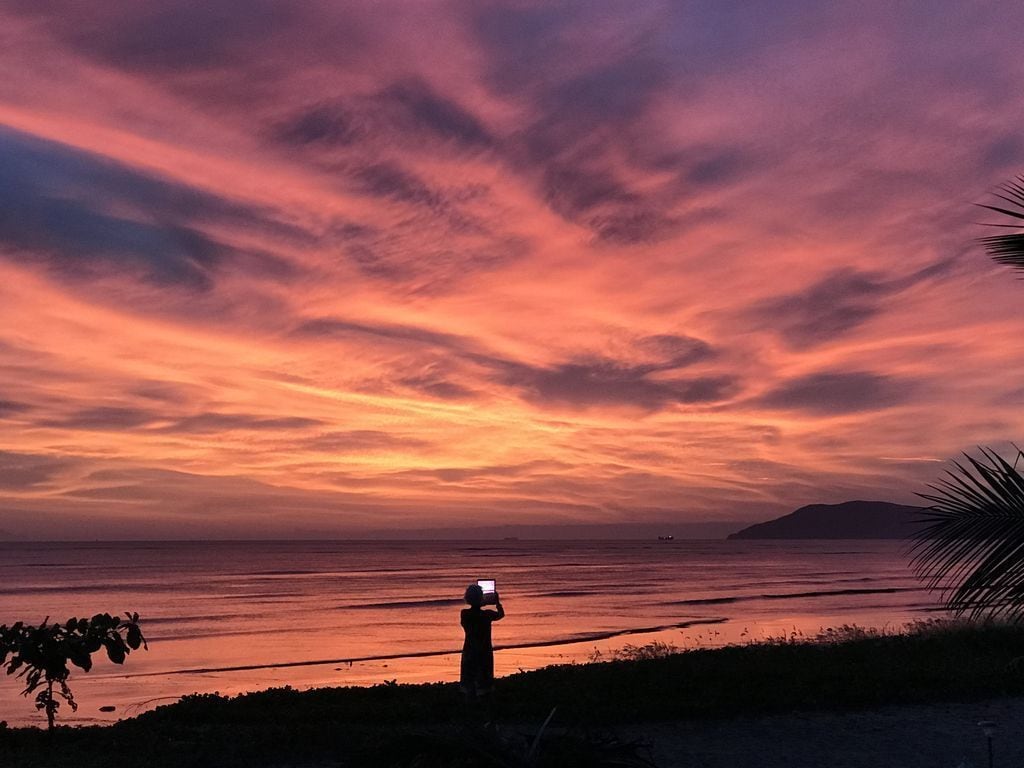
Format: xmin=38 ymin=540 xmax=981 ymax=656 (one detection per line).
xmin=460 ymin=583 xmax=504 ymax=703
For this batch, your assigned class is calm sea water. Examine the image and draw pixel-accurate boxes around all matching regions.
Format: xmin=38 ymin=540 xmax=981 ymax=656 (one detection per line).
xmin=0 ymin=540 xmax=940 ymax=727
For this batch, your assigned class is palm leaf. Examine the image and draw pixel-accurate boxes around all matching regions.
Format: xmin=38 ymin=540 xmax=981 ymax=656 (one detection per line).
xmin=978 ymin=176 xmax=1024 ymax=272
xmin=909 ymin=447 xmax=1024 ymax=621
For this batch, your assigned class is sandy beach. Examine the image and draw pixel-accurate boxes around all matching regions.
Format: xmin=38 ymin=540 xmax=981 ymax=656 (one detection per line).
xmin=627 ymin=697 xmax=1019 ymax=767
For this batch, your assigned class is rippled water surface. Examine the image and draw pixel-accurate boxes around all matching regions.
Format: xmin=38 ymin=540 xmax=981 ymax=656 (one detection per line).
xmin=0 ymin=539 xmax=940 ymax=726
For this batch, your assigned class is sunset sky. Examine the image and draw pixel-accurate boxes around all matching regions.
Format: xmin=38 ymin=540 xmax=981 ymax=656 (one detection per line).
xmin=2 ymin=1 xmax=1024 ymax=539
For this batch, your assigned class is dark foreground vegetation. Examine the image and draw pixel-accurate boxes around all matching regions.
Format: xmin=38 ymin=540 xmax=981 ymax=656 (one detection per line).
xmin=4 ymin=622 xmax=1024 ymax=767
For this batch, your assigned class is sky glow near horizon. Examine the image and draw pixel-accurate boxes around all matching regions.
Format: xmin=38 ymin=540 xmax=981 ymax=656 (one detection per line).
xmin=2 ymin=0 xmax=1024 ymax=538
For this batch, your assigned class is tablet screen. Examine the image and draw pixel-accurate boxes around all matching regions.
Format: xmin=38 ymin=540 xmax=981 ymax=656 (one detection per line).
xmin=477 ymin=579 xmax=496 ymax=594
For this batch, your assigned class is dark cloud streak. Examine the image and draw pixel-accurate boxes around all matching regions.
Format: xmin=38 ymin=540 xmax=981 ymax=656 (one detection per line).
xmin=0 ymin=400 xmax=32 ymax=417
xmin=166 ymin=413 xmax=323 ymax=434
xmin=0 ymin=451 xmax=74 ymax=490
xmin=39 ymin=407 xmax=158 ymax=431
xmin=745 ymin=260 xmax=955 ymax=349
xmin=292 ymin=317 xmax=477 ymax=354
xmin=0 ymin=126 xmax=298 ymax=290
xmin=756 ymin=371 xmax=915 ymax=414
xmin=378 ymin=79 xmax=494 ymax=148
xmin=7 ymin=0 xmax=299 ymax=74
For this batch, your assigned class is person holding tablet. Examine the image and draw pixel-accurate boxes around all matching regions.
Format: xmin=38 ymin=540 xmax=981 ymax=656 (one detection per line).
xmin=460 ymin=581 xmax=505 ymax=703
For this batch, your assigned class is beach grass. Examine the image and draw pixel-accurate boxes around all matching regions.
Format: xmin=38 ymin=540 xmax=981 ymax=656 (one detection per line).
xmin=3 ymin=620 xmax=1024 ymax=767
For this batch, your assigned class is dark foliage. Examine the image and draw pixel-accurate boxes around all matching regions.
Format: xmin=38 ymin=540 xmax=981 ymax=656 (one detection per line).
xmin=910 ymin=448 xmax=1024 ymax=621
xmin=0 ymin=613 xmax=147 ymax=730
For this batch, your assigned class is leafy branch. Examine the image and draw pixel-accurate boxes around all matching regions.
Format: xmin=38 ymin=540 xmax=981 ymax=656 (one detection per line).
xmin=0 ymin=612 xmax=147 ymax=730
xmin=909 ymin=448 xmax=1024 ymax=621
xmin=978 ymin=175 xmax=1024 ymax=272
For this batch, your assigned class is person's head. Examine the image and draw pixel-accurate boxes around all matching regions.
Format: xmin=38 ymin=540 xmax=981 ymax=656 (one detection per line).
xmin=464 ymin=583 xmax=484 ymax=607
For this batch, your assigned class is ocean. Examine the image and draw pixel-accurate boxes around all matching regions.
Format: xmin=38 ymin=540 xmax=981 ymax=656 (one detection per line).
xmin=0 ymin=539 xmax=939 ymax=727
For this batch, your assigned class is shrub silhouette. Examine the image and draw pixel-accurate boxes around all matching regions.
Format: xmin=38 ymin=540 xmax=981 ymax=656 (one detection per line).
xmin=0 ymin=612 xmax=147 ymax=730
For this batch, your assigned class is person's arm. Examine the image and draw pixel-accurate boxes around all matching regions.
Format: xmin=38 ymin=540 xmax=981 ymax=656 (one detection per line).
xmin=492 ymin=594 xmax=505 ymax=621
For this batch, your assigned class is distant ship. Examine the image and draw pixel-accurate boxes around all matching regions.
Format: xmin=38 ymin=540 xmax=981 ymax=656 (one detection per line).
xmin=657 ymin=535 xmax=674 ymax=541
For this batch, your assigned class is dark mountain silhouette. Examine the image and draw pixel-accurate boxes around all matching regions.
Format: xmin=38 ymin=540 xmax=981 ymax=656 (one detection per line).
xmin=727 ymin=500 xmax=926 ymax=540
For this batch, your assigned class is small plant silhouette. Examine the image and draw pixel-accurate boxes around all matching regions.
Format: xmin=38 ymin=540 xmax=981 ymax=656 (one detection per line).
xmin=0 ymin=612 xmax=147 ymax=730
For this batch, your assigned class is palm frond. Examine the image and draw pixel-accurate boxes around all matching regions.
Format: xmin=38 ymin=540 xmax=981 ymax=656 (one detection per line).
xmin=978 ymin=176 xmax=1024 ymax=272
xmin=909 ymin=447 xmax=1024 ymax=621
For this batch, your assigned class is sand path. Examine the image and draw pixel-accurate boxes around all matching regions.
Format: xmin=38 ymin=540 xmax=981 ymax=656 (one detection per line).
xmin=623 ymin=697 xmax=1024 ymax=768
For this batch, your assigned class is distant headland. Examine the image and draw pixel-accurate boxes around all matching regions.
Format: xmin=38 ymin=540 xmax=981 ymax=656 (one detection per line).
xmin=726 ymin=500 xmax=926 ymax=540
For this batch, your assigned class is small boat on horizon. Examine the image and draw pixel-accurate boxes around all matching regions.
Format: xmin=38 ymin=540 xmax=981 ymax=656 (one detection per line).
xmin=657 ymin=535 xmax=674 ymax=541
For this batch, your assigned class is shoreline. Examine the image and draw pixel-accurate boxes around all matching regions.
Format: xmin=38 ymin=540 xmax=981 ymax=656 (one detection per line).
xmin=122 ymin=617 xmax=732 ymax=678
